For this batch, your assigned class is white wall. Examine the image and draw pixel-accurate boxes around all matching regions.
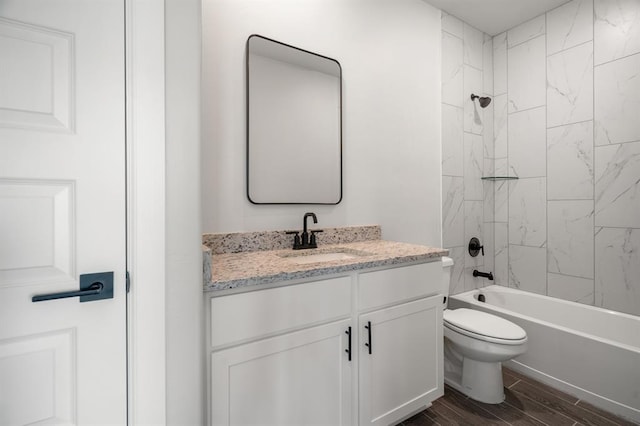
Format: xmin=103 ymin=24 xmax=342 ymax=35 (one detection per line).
xmin=165 ymin=0 xmax=203 ymax=423
xmin=202 ymin=0 xmax=442 ymax=246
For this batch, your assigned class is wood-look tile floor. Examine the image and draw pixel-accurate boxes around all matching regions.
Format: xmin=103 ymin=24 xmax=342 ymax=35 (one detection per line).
xmin=402 ymin=367 xmax=639 ymax=426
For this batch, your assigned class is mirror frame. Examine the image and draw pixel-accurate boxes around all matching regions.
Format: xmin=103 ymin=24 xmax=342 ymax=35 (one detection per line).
xmin=246 ymin=34 xmax=343 ymax=205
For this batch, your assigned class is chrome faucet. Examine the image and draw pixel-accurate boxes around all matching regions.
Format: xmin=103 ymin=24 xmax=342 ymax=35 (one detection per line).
xmin=286 ymin=212 xmax=323 ymax=250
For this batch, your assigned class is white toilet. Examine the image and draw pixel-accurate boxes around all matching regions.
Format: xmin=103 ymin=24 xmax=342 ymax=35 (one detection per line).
xmin=441 ymin=256 xmax=527 ymax=404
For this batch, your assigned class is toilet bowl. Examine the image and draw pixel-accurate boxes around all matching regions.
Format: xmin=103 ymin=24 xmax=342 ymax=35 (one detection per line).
xmin=440 ymin=257 xmax=527 ymax=404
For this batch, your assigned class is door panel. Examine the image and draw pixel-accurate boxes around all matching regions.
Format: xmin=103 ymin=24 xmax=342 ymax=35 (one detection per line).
xmin=0 ymin=180 xmax=74 ymax=286
xmin=211 ymin=319 xmax=353 ymax=426
xmin=0 ymin=16 xmax=73 ymax=132
xmin=359 ymin=297 xmax=443 ymax=426
xmin=0 ymin=330 xmax=74 ymax=425
xmin=0 ymin=1 xmax=126 ymax=424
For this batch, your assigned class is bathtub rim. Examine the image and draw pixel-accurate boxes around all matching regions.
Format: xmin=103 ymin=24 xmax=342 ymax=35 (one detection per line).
xmin=450 ymin=285 xmax=640 ymax=422
xmin=451 ymin=285 xmax=640 ymax=355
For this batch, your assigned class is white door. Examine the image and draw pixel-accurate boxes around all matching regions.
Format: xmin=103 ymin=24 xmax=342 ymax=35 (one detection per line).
xmin=359 ymin=297 xmax=443 ymax=426
xmin=211 ymin=319 xmax=353 ymax=426
xmin=0 ymin=1 xmax=126 ymax=424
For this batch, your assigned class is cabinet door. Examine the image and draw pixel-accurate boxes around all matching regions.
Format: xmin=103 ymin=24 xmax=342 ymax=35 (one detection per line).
xmin=359 ymin=296 xmax=443 ymax=426
xmin=211 ymin=319 xmax=353 ymax=426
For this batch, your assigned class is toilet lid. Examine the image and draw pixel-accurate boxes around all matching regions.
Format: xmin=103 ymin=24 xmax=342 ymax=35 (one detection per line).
xmin=444 ymin=308 xmax=527 ymax=343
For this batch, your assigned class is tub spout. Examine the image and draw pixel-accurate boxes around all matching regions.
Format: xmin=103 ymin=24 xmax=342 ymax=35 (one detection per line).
xmin=473 ymin=270 xmax=494 ymax=280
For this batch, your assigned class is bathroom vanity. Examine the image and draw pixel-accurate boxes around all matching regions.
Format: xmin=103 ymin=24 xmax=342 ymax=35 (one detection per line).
xmin=203 ymin=226 xmax=447 ymax=426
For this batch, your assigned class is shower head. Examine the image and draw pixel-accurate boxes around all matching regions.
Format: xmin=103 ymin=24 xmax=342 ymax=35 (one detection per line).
xmin=470 ymin=94 xmax=491 ymax=108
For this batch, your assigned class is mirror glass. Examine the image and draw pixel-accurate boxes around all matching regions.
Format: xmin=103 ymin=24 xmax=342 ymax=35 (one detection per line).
xmin=247 ymin=35 xmax=342 ymax=204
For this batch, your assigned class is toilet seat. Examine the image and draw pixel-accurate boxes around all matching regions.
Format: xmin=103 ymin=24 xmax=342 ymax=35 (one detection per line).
xmin=444 ymin=308 xmax=527 ymax=345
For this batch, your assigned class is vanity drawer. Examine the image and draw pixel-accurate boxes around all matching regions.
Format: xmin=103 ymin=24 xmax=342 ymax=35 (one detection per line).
xmin=358 ymin=261 xmax=441 ymax=311
xmin=210 ymin=276 xmax=352 ymax=348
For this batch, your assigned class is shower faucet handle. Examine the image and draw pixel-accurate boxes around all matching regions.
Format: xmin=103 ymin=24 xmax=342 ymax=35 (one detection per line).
xmin=468 ymin=237 xmax=484 ymax=257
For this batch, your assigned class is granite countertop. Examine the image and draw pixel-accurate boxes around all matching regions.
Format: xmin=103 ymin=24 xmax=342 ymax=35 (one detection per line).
xmin=204 ymin=239 xmax=448 ymax=293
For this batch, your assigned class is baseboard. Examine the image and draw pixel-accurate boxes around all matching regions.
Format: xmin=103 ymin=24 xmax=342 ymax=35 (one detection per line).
xmin=505 ymin=360 xmax=640 ymax=423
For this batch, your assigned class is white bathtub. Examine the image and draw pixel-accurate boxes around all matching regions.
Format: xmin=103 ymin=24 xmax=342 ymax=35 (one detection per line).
xmin=449 ymin=285 xmax=640 ymax=423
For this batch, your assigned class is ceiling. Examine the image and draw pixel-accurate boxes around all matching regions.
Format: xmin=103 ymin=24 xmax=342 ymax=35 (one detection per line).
xmin=423 ymin=0 xmax=571 ymax=35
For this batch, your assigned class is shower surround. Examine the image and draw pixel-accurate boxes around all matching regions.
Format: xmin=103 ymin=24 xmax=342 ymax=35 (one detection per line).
xmin=441 ymin=12 xmax=495 ymax=295
xmin=441 ymin=0 xmax=640 ymax=316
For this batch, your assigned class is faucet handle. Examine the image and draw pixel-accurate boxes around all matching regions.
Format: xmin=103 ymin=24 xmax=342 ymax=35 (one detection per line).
xmin=468 ymin=237 xmax=484 ymax=257
xmin=286 ymin=231 xmax=301 ymax=249
xmin=309 ymin=229 xmax=323 ymax=247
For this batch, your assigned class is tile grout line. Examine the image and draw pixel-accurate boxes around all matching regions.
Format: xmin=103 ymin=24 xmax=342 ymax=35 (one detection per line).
xmin=513 ymin=372 xmax=580 ymax=406
xmin=573 ymin=398 xmax=631 ymax=426
xmin=594 ymin=50 xmax=640 ymax=68
xmin=505 ymin=25 xmax=510 ymax=288
xmin=435 ymin=396 xmax=466 ymax=419
xmin=454 ymin=382 xmax=552 ymax=426
xmin=502 ymin=396 xmax=551 ymax=426
xmin=507 ymin=32 xmax=546 ymax=50
xmin=511 ymin=374 xmax=629 ymax=425
xmin=507 ymin=103 xmax=547 ymax=115
xmin=548 ymin=38 xmax=594 ymax=58
xmin=509 ymin=385 xmax=580 ymax=425
xmin=423 ymin=406 xmax=443 ymax=426
xmin=592 ymin=0 xmax=596 ymax=306
xmin=545 ymin=7 xmax=549 ymax=298
xmin=439 ymin=395 xmax=508 ymax=424
xmin=460 ymin=390 xmax=521 ymax=426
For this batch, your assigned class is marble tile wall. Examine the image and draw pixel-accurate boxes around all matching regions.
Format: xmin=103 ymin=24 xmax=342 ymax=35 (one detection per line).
xmin=489 ymin=0 xmax=640 ymax=315
xmin=441 ymin=1 xmax=640 ymax=313
xmin=507 ymin=34 xmax=546 ymax=113
xmin=441 ymin=13 xmax=494 ymax=294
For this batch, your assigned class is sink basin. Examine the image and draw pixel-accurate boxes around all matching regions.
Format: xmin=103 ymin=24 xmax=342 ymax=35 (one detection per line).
xmin=285 ymin=252 xmax=358 ymax=264
xmin=279 ymin=249 xmax=371 ymax=265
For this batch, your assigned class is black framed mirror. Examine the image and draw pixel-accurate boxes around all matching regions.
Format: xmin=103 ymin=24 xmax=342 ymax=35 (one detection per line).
xmin=246 ymin=35 xmax=342 ymax=204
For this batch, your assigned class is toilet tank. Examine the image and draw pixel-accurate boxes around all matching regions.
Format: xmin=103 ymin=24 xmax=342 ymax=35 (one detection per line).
xmin=441 ymin=256 xmax=454 ymax=300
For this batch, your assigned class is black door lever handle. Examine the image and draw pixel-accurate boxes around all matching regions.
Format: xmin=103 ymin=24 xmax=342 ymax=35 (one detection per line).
xmin=32 ymin=272 xmax=114 ymax=303
xmin=32 ymin=283 xmax=103 ymax=302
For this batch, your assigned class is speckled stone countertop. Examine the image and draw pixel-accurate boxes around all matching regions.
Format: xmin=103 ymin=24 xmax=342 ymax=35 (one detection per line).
xmin=203 ymin=225 xmax=382 ymax=255
xmin=203 ymin=228 xmax=447 ymax=292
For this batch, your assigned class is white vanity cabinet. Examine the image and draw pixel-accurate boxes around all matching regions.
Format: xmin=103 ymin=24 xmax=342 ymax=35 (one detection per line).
xmin=206 ymin=260 xmax=443 ymax=426
xmin=358 ymin=297 xmax=443 ymax=426
xmin=357 ymin=262 xmax=443 ymax=426
xmin=211 ymin=318 xmax=353 ymax=425
xmin=208 ymin=275 xmax=353 ymax=425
